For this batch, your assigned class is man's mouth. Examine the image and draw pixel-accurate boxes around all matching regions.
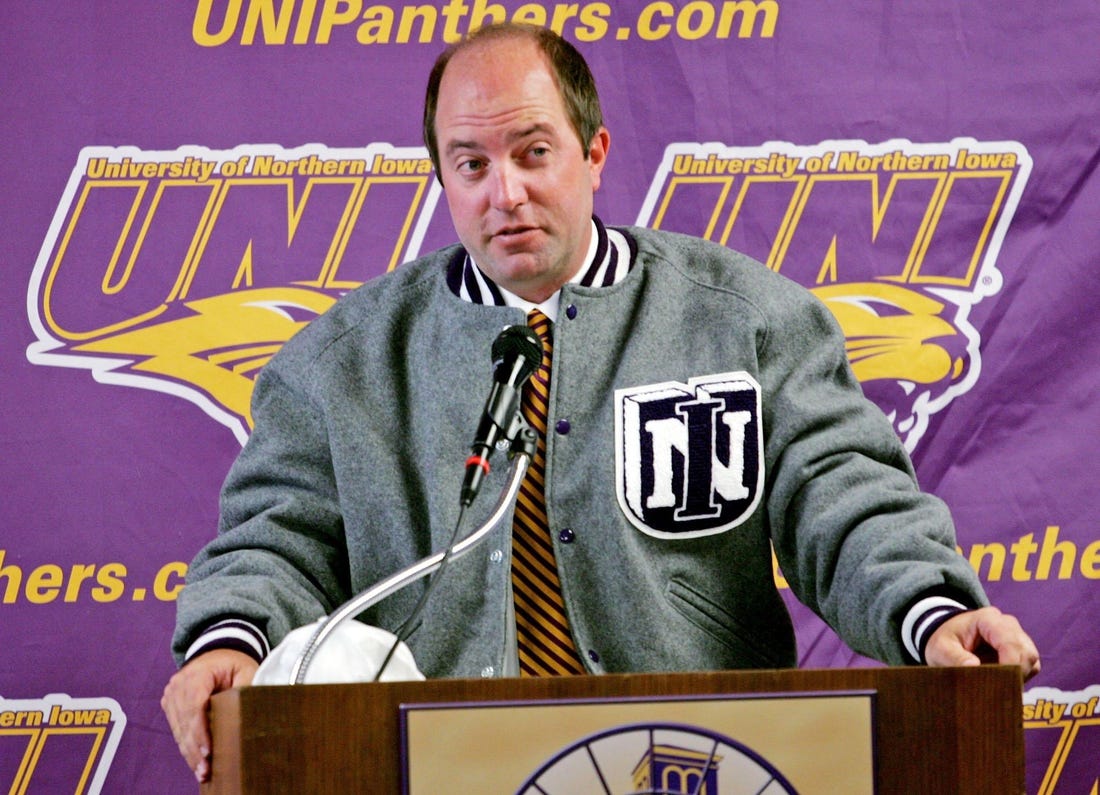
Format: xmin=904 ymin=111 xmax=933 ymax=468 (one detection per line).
xmin=494 ymin=225 xmax=537 ymax=238
xmin=491 ymin=225 xmax=542 ymax=246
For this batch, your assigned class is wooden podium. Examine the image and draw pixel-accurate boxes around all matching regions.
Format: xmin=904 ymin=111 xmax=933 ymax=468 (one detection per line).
xmin=205 ymin=665 xmax=1024 ymax=794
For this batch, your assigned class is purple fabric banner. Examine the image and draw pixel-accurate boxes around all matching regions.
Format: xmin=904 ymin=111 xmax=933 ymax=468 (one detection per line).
xmin=2 ymin=3 xmax=1096 ymax=792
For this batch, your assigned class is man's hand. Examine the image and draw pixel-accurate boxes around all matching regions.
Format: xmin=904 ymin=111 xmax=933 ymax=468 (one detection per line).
xmin=161 ymin=649 xmax=259 ymax=782
xmin=925 ymin=606 xmax=1041 ymax=681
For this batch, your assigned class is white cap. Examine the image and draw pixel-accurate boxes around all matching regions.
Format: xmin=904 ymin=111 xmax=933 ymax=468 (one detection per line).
xmin=252 ymin=619 xmax=425 ymax=685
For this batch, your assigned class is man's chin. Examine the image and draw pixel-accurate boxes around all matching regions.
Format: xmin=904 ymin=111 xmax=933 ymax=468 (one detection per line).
xmin=484 ymin=240 xmax=549 ymax=274
xmin=481 ymin=251 xmax=546 ymax=282
xmin=486 ymin=257 xmax=568 ymax=302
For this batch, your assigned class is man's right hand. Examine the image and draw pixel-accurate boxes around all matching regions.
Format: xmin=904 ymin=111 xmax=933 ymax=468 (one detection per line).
xmin=161 ymin=649 xmax=259 ymax=783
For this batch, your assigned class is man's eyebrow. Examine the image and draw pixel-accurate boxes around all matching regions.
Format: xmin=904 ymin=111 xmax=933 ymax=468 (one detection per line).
xmin=443 ymin=124 xmax=555 ymax=156
xmin=445 ymin=139 xmax=480 ymax=156
xmin=508 ymin=123 xmax=553 ymax=142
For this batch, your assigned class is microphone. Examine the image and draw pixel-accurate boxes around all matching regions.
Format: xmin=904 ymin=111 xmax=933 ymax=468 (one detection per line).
xmin=461 ymin=324 xmax=543 ymax=506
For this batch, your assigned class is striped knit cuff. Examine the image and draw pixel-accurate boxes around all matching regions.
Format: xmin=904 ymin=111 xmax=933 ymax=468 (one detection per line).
xmin=901 ymin=596 xmax=970 ymax=664
xmin=184 ymin=618 xmax=270 ymax=664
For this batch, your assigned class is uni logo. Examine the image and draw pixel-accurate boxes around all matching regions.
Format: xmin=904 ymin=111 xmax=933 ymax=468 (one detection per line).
xmin=27 ymin=138 xmax=1029 ymax=454
xmin=616 ymin=372 xmax=763 ymax=539
xmin=0 ymin=694 xmax=126 ymax=795
xmin=1023 ymin=685 xmax=1100 ymax=795
xmin=637 ymin=137 xmax=1032 ymax=451
xmin=26 ymin=144 xmax=442 ymax=444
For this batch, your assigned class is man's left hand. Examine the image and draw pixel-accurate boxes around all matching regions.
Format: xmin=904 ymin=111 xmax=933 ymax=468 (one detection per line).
xmin=925 ymin=606 xmax=1041 ymax=681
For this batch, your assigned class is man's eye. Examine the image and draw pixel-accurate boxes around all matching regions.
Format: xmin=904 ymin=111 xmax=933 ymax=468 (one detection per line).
xmin=457 ymin=159 xmax=484 ymax=174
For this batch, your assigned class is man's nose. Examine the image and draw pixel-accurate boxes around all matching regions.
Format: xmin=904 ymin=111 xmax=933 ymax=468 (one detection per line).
xmin=489 ymin=163 xmax=527 ymax=211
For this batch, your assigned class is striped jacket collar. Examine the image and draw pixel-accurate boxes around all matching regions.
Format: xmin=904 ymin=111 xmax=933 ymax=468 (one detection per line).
xmin=446 ymin=217 xmax=636 ymax=311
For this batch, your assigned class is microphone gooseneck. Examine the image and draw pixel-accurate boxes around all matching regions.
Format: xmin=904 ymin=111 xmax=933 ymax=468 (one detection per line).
xmin=288 ymin=437 xmax=536 ymax=684
xmin=288 ymin=327 xmax=542 ymax=684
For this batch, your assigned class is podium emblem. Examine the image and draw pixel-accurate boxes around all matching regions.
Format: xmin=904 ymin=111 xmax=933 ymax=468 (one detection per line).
xmin=514 ymin=722 xmax=798 ymax=794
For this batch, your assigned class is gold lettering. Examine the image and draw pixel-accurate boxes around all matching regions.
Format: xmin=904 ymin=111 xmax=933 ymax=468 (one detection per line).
xmin=26 ymin=564 xmax=64 ymax=604
xmin=968 ymin=542 xmax=1006 ymax=581
xmin=193 ymin=0 xmax=242 ymax=46
xmin=1010 ymin=533 xmax=1038 ymax=581
xmin=1035 ymin=525 xmax=1076 ymax=580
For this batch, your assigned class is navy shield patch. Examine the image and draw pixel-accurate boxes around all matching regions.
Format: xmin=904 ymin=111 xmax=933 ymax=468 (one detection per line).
xmin=615 ymin=372 xmax=763 ymax=538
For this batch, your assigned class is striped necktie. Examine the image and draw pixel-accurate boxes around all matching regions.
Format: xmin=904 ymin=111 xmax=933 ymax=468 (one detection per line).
xmin=511 ymin=309 xmax=587 ymax=676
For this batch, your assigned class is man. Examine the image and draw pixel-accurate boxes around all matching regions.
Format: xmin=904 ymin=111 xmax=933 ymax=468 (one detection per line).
xmin=162 ymin=23 xmax=1039 ymax=782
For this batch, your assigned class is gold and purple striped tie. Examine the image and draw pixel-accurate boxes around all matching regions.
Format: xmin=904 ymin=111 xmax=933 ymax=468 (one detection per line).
xmin=511 ymin=309 xmax=587 ymax=676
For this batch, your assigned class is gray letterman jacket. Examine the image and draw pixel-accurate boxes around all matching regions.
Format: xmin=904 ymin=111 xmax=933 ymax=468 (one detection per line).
xmin=172 ymin=225 xmax=986 ymax=675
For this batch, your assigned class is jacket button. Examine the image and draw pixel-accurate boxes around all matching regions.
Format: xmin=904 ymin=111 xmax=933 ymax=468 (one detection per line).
xmin=588 ymin=649 xmax=600 ymax=663
xmin=480 ymin=666 xmax=495 ymax=678
xmin=565 ymin=304 xmax=578 ymax=320
xmin=555 ymin=418 xmax=571 ymax=435
xmin=558 ymin=528 xmax=575 ymax=543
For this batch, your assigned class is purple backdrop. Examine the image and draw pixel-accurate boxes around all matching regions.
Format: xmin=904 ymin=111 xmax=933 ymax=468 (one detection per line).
xmin=2 ymin=3 xmax=1097 ymax=792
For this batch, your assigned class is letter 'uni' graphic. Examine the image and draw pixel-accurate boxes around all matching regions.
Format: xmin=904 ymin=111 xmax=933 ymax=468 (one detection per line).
xmin=616 ymin=372 xmax=763 ymax=539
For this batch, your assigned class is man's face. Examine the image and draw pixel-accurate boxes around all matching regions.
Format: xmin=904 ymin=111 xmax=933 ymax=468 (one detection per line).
xmin=433 ymin=37 xmax=609 ymax=303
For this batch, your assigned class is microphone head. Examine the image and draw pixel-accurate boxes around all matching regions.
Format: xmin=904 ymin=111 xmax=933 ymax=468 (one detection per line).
xmin=491 ymin=324 xmax=543 ymax=385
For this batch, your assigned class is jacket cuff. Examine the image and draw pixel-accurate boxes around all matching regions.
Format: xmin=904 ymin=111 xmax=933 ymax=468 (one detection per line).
xmin=184 ymin=618 xmax=270 ymax=664
xmin=900 ymin=587 xmax=979 ymax=664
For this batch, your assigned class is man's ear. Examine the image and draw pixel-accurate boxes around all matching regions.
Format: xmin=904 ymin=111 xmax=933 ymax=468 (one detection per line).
xmin=588 ymin=127 xmax=611 ymax=190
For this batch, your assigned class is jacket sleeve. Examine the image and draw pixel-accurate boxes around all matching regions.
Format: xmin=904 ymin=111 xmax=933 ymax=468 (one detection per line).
xmin=759 ymin=285 xmax=987 ymax=665
xmin=171 ymin=359 xmax=351 ymax=666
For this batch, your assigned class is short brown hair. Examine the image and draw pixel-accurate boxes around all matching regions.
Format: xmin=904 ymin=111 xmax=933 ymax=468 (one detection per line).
xmin=422 ymin=23 xmax=604 ymax=177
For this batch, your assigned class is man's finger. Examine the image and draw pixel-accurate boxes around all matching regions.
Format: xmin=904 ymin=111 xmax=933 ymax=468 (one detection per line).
xmin=926 ymin=608 xmax=1041 ymax=680
xmin=161 ymin=650 xmax=258 ymax=782
xmin=161 ymin=666 xmax=214 ymax=778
